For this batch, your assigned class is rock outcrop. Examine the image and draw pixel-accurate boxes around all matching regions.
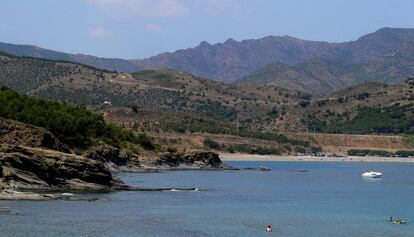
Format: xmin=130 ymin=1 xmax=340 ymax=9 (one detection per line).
xmin=0 ymin=144 xmax=128 ymax=191
xmin=83 ymin=145 xmax=141 ymax=172
xmin=0 ymin=117 xmax=66 ymax=152
xmin=84 ymin=146 xmax=231 ymax=171
xmin=154 ymin=151 xmax=231 ymax=169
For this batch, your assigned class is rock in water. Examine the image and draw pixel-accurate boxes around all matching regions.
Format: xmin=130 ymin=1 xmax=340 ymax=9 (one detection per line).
xmin=0 ymin=189 xmax=56 ymax=200
xmin=0 ymin=144 xmax=128 ymax=191
xmin=259 ymin=166 xmax=271 ymax=171
xmin=155 ymin=151 xmax=230 ymax=169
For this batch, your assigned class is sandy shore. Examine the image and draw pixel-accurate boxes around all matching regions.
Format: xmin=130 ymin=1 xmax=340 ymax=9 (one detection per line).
xmin=219 ymin=153 xmax=414 ymax=163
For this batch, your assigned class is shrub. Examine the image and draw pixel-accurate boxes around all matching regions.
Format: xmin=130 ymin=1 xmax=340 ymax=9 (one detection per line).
xmin=395 ymin=150 xmax=414 ymax=157
xmin=254 ymin=146 xmax=281 ymax=155
xmin=203 ymin=138 xmax=220 ymax=149
xmin=294 ymin=146 xmax=306 ymax=153
xmin=356 ymin=92 xmax=370 ymax=100
xmin=226 ymin=146 xmax=235 ymax=153
xmin=166 ymin=146 xmax=178 ymax=153
xmin=347 ymin=149 xmax=392 ymax=157
xmin=298 ymin=100 xmax=310 ymax=108
xmin=226 ymin=144 xmax=281 ymax=155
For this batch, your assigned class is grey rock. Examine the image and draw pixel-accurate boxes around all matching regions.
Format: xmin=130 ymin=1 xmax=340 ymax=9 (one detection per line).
xmin=0 ymin=144 xmax=129 ymax=191
xmin=154 ymin=151 xmax=232 ymax=169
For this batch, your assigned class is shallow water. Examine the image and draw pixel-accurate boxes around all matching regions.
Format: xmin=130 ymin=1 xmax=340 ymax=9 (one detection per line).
xmin=1 ymin=161 xmax=414 ymax=237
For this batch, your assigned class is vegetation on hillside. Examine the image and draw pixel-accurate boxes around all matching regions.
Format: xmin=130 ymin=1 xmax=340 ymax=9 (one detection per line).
xmin=337 ymin=105 xmax=414 ymax=134
xmin=0 ymin=87 xmax=153 ymax=149
xmin=160 ymin=117 xmax=311 ymax=147
xmin=305 ymin=104 xmax=414 ymax=134
xmin=347 ymin=149 xmax=414 ymax=157
xmin=201 ymin=135 xmax=320 ymax=155
xmin=296 ymin=79 xmax=414 ymax=135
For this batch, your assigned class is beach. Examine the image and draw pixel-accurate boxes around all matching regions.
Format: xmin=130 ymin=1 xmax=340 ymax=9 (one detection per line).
xmin=220 ymin=153 xmax=414 ymax=163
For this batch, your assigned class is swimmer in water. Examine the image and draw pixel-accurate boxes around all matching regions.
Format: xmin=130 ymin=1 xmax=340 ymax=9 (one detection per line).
xmin=266 ymin=225 xmax=272 ymax=232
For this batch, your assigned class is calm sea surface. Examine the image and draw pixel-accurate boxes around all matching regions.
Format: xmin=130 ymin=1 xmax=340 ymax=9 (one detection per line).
xmin=1 ymin=161 xmax=414 ymax=237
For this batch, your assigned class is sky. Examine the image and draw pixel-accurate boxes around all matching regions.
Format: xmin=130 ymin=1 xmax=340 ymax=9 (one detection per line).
xmin=0 ymin=0 xmax=413 ymax=59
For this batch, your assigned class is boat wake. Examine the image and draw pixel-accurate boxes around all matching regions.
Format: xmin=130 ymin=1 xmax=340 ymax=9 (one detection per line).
xmin=167 ymin=188 xmax=200 ymax=192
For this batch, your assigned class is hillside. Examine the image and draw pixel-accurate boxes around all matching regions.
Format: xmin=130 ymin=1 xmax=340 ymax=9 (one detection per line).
xmin=3 ymin=50 xmax=414 ymax=137
xmin=0 ymin=52 xmax=315 ymax=140
xmin=277 ymin=79 xmax=414 ymax=134
xmin=0 ymin=52 xmax=309 ymax=122
xmin=3 ymin=49 xmax=414 ymax=135
xmin=2 ymin=50 xmax=414 ymax=155
xmin=0 ymin=53 xmax=323 ymax=154
xmin=237 ymin=58 xmax=359 ymax=94
xmin=237 ymin=42 xmax=414 ymax=95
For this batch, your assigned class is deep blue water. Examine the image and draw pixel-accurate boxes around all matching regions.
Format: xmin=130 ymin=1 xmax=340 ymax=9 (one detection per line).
xmin=1 ymin=161 xmax=414 ymax=237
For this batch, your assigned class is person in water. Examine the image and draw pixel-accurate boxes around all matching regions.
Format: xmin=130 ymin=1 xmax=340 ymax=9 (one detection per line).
xmin=390 ymin=216 xmax=393 ymax=222
xmin=266 ymin=225 xmax=272 ymax=232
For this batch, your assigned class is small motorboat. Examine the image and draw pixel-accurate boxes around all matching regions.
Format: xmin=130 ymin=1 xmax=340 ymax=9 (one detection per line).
xmin=361 ymin=170 xmax=383 ymax=178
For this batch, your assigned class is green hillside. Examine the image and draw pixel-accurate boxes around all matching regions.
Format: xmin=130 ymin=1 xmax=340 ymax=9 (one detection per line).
xmin=0 ymin=87 xmax=153 ymax=149
xmin=288 ymin=79 xmax=414 ymax=134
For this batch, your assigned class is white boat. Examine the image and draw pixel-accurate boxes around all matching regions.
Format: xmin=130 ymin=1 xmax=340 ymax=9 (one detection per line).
xmin=361 ymin=170 xmax=383 ymax=178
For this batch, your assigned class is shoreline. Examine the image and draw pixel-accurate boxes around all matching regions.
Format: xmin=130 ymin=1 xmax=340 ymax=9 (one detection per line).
xmin=219 ymin=153 xmax=414 ymax=163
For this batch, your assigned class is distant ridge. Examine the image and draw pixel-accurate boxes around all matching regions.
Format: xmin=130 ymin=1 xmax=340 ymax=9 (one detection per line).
xmin=0 ymin=42 xmax=141 ymax=72
xmin=2 ymin=27 xmax=414 ymax=94
xmin=134 ymin=27 xmax=414 ymax=82
xmin=237 ymin=34 xmax=414 ymax=95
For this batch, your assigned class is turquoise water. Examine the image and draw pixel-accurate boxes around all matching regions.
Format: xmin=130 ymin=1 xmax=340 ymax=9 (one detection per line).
xmin=1 ymin=161 xmax=414 ymax=237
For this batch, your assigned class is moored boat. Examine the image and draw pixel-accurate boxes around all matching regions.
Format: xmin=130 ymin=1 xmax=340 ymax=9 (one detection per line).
xmin=362 ymin=170 xmax=383 ymax=178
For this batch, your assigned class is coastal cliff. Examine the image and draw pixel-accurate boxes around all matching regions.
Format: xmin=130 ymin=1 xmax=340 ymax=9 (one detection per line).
xmin=0 ymin=144 xmax=128 ymax=191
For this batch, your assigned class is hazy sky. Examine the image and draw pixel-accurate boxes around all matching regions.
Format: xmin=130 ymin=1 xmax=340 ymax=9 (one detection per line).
xmin=1 ymin=0 xmax=413 ymax=59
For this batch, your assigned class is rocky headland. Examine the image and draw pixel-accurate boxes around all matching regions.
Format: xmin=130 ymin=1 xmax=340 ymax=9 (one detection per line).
xmin=0 ymin=117 xmax=228 ymax=200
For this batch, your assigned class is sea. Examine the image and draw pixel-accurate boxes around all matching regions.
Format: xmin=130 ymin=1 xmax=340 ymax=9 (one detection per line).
xmin=1 ymin=161 xmax=414 ymax=237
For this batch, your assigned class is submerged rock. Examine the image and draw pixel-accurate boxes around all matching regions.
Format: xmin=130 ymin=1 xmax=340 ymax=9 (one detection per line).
xmin=0 ymin=189 xmax=56 ymax=200
xmin=0 ymin=144 xmax=129 ymax=191
xmin=289 ymin=169 xmax=309 ymax=173
xmin=0 ymin=205 xmax=11 ymax=214
xmin=258 ymin=166 xmax=271 ymax=171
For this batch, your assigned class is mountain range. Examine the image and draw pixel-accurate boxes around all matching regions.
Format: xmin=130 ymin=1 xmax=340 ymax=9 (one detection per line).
xmin=1 ymin=27 xmax=414 ymax=94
